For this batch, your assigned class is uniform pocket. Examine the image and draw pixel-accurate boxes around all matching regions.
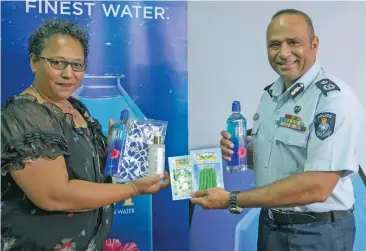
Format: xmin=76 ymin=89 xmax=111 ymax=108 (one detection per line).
xmin=251 ymin=119 xmax=262 ymax=165
xmin=252 ymin=119 xmax=262 ymax=136
xmin=275 ymin=128 xmax=308 ymax=148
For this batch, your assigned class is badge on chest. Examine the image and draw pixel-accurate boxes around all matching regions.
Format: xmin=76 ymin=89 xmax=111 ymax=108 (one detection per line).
xmin=275 ymin=114 xmax=307 ymax=131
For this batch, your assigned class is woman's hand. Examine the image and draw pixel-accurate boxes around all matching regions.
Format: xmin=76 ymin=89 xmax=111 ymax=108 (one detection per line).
xmin=131 ymin=172 xmax=171 ymax=196
xmin=107 ymin=119 xmax=115 ymax=146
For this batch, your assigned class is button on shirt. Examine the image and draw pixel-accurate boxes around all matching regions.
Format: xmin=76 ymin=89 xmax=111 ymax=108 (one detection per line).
xmin=252 ymin=61 xmax=366 ymax=212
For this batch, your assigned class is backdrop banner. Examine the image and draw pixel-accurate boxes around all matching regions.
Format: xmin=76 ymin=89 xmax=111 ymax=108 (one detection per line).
xmin=1 ymin=1 xmax=188 ymax=251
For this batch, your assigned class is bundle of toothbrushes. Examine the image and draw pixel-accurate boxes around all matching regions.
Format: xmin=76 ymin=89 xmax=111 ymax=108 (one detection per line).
xmin=168 ymin=148 xmax=225 ymax=201
xmin=105 ymin=109 xmax=168 ymax=184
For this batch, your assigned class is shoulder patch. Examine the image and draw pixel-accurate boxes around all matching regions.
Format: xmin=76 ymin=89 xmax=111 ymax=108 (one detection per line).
xmin=263 ymin=82 xmax=274 ymax=97
xmin=315 ymin=79 xmax=341 ymax=96
xmin=314 ymin=112 xmax=336 ymax=140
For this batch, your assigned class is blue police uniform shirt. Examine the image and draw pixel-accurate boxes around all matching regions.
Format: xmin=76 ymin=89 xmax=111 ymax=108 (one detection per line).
xmin=252 ymin=61 xmax=366 ymax=212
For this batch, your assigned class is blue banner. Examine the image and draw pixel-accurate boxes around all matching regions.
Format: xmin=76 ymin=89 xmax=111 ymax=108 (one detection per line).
xmin=1 ymin=1 xmax=188 ymax=251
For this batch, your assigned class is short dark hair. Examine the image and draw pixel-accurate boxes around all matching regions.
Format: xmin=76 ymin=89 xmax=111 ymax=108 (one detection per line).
xmin=272 ymin=9 xmax=315 ymax=38
xmin=28 ymin=19 xmax=89 ymax=60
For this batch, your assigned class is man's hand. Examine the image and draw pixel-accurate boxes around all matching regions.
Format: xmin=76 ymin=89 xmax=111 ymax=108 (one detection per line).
xmin=220 ymin=130 xmax=234 ymax=161
xmin=190 ymin=187 xmax=230 ymax=210
xmin=220 ymin=130 xmax=253 ymax=162
xmin=131 ymin=172 xmax=170 ymax=196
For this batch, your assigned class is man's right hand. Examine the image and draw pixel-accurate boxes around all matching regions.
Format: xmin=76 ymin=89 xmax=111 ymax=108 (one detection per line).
xmin=220 ymin=130 xmax=234 ymax=161
xmin=220 ymin=130 xmax=253 ymax=162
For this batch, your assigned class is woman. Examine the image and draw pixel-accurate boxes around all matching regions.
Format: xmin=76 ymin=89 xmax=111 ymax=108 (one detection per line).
xmin=1 ymin=19 xmax=170 ymax=250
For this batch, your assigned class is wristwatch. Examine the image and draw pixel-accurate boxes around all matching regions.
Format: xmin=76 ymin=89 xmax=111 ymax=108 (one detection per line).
xmin=228 ymin=191 xmax=243 ymax=214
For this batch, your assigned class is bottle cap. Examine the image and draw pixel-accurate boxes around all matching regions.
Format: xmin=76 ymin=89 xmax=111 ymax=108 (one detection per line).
xmin=120 ymin=109 xmax=129 ymax=121
xmin=154 ymin=135 xmax=163 ymax=144
xmin=153 ymin=132 xmax=163 ymax=144
xmin=232 ymin=101 xmax=241 ymax=112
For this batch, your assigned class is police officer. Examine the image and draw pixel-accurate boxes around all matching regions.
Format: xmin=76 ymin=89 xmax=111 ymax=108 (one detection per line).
xmin=190 ymin=9 xmax=366 ymax=251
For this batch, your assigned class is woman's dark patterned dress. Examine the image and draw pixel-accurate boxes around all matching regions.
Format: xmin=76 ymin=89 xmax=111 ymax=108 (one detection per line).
xmin=1 ymin=94 xmax=114 ymax=251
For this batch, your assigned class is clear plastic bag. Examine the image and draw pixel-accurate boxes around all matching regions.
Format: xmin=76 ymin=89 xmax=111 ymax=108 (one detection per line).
xmin=105 ymin=118 xmax=168 ymax=183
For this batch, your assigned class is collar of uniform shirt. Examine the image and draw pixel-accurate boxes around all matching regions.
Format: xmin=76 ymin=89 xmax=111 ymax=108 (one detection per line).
xmin=269 ymin=61 xmax=322 ymax=99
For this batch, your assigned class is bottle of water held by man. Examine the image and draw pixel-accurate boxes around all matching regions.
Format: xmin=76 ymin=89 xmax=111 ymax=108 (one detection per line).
xmin=226 ymin=101 xmax=248 ymax=172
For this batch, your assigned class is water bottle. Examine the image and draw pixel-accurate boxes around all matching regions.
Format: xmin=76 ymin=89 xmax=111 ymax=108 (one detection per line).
xmin=105 ymin=109 xmax=130 ymax=180
xmin=226 ymin=101 xmax=248 ymax=172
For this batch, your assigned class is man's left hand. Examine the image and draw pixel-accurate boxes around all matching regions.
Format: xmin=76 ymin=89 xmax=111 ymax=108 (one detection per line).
xmin=190 ymin=187 xmax=231 ymax=210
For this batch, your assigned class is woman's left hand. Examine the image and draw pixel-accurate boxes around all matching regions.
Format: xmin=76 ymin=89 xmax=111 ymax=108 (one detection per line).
xmin=107 ymin=119 xmax=115 ymax=146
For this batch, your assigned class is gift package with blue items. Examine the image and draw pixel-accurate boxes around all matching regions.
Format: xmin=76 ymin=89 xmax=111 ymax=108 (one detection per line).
xmin=105 ymin=109 xmax=168 ymax=184
xmin=168 ymin=148 xmax=225 ymax=201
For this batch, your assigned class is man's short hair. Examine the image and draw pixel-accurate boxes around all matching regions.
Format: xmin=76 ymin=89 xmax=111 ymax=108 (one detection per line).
xmin=272 ymin=9 xmax=315 ymax=38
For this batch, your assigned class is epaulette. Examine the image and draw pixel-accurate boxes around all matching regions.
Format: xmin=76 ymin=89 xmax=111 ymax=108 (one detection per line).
xmin=263 ymin=82 xmax=274 ymax=97
xmin=315 ymin=79 xmax=341 ymax=96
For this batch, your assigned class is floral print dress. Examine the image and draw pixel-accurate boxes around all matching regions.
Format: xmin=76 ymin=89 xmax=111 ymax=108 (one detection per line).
xmin=1 ymin=94 xmax=114 ymax=250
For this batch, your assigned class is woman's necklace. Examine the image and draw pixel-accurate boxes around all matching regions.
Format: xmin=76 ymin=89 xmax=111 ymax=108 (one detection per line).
xmin=30 ymin=85 xmax=83 ymax=127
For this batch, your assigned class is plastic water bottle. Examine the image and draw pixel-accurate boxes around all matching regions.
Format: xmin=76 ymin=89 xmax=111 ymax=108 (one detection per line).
xmin=105 ymin=109 xmax=130 ymax=179
xmin=226 ymin=101 xmax=248 ymax=172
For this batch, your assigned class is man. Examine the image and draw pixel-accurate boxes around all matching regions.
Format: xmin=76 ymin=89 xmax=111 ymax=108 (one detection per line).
xmin=190 ymin=9 xmax=365 ymax=251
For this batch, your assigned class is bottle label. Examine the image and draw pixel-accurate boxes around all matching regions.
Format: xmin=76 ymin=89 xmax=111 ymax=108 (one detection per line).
xmin=235 ymin=125 xmax=244 ymax=137
xmin=148 ymin=147 xmax=165 ymax=176
xmin=227 ymin=122 xmax=247 ymax=169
